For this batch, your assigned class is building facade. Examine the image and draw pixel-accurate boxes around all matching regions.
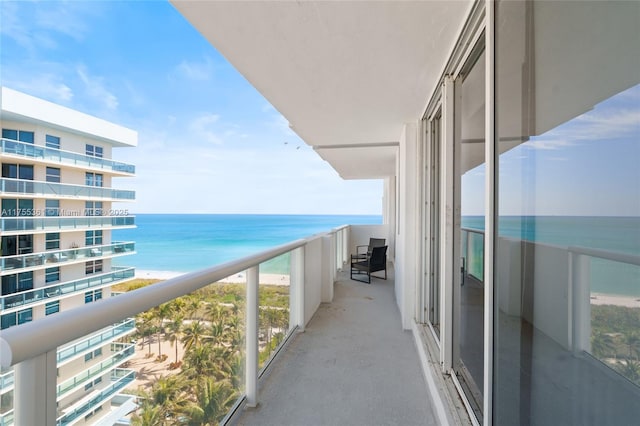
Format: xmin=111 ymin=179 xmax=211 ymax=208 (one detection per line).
xmin=0 ymin=87 xmax=137 ymax=425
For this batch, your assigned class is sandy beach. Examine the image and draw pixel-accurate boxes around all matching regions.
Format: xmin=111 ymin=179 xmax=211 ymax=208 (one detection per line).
xmin=590 ymin=292 xmax=640 ymax=309
xmin=135 ymin=269 xmax=290 ymax=286
xmin=126 ymin=335 xmax=187 ymax=391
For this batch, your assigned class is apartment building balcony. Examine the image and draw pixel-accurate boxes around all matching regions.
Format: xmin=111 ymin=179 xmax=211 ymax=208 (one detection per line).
xmin=1 ymin=225 xmax=444 ymax=425
xmin=57 ymin=343 xmax=135 ymax=400
xmin=238 ymin=268 xmax=438 ymax=426
xmin=0 ymin=178 xmax=135 ymax=201
xmin=0 ymin=242 xmax=135 ymax=276
xmin=0 ymin=267 xmax=135 ymax=312
xmin=0 ymin=138 xmax=135 ymax=176
xmin=57 ymin=369 xmax=135 ymax=426
xmin=0 ymin=319 xmax=136 ymax=394
xmin=0 ymin=215 xmax=135 ymax=235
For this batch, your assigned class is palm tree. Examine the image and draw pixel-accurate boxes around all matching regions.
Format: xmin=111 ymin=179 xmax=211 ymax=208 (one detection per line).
xmin=185 ymin=296 xmax=202 ymax=320
xmin=154 ymin=303 xmax=173 ymax=358
xmin=623 ymin=332 xmax=640 ymax=360
xmin=181 ymin=378 xmax=237 ymax=425
xmin=131 ymin=398 xmax=166 ymax=426
xmin=181 ymin=321 xmax=207 ymax=353
xmin=183 ymin=344 xmax=215 ymax=378
xmin=591 ymin=330 xmax=617 ymax=359
xmin=137 ymin=311 xmax=157 ymax=357
xmin=617 ymin=358 xmax=640 ymax=384
xmin=165 ymin=315 xmax=184 ymax=364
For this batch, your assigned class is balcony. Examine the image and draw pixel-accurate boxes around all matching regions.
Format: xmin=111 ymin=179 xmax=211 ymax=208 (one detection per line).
xmin=0 ymin=226 xmax=432 ymax=425
xmin=0 ymin=178 xmax=135 ymax=201
xmin=238 ymin=267 xmax=437 ymax=425
xmin=0 ymin=242 xmax=135 ymax=276
xmin=0 ymin=267 xmax=135 ymax=312
xmin=57 ymin=343 xmax=135 ymax=399
xmin=0 ymin=320 xmax=135 ymax=394
xmin=57 ymin=319 xmax=136 ymax=365
xmin=0 ymin=215 xmax=135 ymax=235
xmin=57 ymin=369 xmax=135 ymax=426
xmin=0 ymin=138 xmax=135 ymax=175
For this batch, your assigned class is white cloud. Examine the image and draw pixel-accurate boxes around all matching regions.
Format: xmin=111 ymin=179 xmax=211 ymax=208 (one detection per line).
xmin=3 ymin=73 xmax=74 ymax=104
xmin=76 ymin=64 xmax=119 ymax=110
xmin=188 ymin=113 xmax=223 ymax=144
xmin=175 ymin=57 xmax=214 ymax=81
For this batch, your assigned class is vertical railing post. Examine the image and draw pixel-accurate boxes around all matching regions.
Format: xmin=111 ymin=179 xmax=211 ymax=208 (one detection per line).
xmin=571 ymin=252 xmax=592 ymax=354
xmin=290 ymin=246 xmax=306 ymax=331
xmin=14 ymin=350 xmax=57 ymax=426
xmin=246 ymin=266 xmax=259 ymax=407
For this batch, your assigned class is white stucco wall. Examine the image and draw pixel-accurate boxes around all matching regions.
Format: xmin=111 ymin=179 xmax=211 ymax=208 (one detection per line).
xmin=395 ymin=123 xmax=421 ymax=330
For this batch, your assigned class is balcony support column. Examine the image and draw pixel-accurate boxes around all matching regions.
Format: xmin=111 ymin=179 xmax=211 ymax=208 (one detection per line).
xmin=246 ymin=265 xmax=259 ymax=407
xmin=290 ymin=246 xmax=305 ymax=331
xmin=14 ymin=349 xmax=57 ymax=426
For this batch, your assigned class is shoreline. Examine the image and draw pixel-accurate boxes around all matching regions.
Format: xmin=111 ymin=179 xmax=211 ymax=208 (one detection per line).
xmin=590 ymin=292 xmax=640 ymax=309
xmin=135 ymin=269 xmax=290 ymax=286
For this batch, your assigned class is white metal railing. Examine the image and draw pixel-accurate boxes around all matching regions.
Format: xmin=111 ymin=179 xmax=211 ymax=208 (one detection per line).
xmin=0 ymin=241 xmax=135 ymax=276
xmin=0 ymin=226 xmax=350 ymax=425
xmin=0 ymin=138 xmax=135 ymax=174
xmin=0 ymin=178 xmax=135 ymax=200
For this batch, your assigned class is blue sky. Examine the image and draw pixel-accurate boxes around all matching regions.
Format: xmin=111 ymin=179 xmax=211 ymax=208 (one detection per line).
xmin=463 ymin=83 xmax=640 ymax=217
xmin=0 ymin=1 xmax=383 ymax=215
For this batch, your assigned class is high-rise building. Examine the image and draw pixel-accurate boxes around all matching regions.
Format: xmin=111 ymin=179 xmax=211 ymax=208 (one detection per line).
xmin=0 ymin=87 xmax=137 ymax=425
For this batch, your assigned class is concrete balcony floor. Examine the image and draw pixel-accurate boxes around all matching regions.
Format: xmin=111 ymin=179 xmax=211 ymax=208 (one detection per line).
xmin=238 ymin=267 xmax=438 ymax=426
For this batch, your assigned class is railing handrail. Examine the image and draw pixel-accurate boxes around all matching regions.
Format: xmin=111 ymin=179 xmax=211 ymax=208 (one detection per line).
xmin=0 ymin=266 xmax=134 ymax=304
xmin=0 ymin=241 xmax=135 ymax=262
xmin=569 ymin=246 xmax=640 ymax=267
xmin=0 ymin=237 xmax=312 ymax=367
xmin=464 ymin=228 xmax=640 ymax=266
xmin=1 ymin=137 xmax=135 ymax=173
xmin=0 ymin=177 xmax=134 ymax=195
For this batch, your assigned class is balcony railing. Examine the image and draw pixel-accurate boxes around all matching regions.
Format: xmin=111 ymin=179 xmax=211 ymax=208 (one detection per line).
xmin=461 ymin=227 xmax=485 ymax=284
xmin=0 ymin=138 xmax=135 ymax=174
xmin=0 ymin=267 xmax=135 ymax=311
xmin=0 ymin=319 xmax=135 ymax=394
xmin=0 ymin=178 xmax=135 ymax=200
xmin=57 ymin=319 xmax=136 ymax=365
xmin=0 ymin=226 xmax=350 ymax=425
xmin=57 ymin=343 xmax=135 ymax=398
xmin=0 ymin=242 xmax=135 ymax=275
xmin=0 ymin=410 xmax=13 ymax=426
xmin=0 ymin=215 xmax=135 ymax=233
xmin=57 ymin=369 xmax=135 ymax=426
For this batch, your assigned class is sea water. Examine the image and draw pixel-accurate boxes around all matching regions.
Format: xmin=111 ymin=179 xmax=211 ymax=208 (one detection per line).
xmin=463 ymin=216 xmax=640 ymax=297
xmin=112 ymin=214 xmax=381 ymax=274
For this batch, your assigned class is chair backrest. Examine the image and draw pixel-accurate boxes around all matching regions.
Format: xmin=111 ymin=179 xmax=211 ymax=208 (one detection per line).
xmin=369 ymin=245 xmax=387 ymax=268
xmin=368 ymin=238 xmax=386 ymax=251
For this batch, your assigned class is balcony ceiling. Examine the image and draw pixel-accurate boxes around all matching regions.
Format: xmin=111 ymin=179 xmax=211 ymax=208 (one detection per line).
xmin=171 ymin=0 xmax=472 ymax=179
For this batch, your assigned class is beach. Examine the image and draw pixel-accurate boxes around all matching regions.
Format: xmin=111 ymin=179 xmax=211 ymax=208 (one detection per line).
xmin=135 ymin=269 xmax=290 ymax=285
xmin=590 ymin=292 xmax=640 ymax=309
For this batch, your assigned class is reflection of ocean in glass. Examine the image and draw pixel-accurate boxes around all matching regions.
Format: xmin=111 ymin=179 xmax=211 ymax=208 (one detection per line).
xmin=113 ymin=214 xmax=382 ymax=274
xmin=463 ymin=216 xmax=640 ymax=296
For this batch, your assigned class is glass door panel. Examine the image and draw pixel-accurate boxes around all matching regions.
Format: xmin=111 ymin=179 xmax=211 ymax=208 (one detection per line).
xmin=455 ymin=46 xmax=486 ymax=421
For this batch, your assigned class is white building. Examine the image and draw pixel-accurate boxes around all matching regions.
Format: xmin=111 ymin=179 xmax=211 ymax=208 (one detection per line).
xmin=1 ymin=1 xmax=639 ymax=425
xmin=0 ymin=87 xmax=137 ymax=425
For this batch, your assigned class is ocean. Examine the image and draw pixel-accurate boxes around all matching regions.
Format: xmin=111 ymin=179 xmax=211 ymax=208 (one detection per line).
xmin=464 ymin=216 xmax=640 ymax=297
xmin=113 ymin=214 xmax=639 ymax=296
xmin=112 ymin=214 xmax=381 ymax=274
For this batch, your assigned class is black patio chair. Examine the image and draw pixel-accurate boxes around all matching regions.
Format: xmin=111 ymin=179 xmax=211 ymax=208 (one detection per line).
xmin=351 ymin=238 xmax=386 ymax=262
xmin=350 ymin=245 xmax=387 ymax=284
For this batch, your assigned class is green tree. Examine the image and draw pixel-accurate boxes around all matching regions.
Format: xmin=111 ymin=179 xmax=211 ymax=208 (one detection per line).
xmin=165 ymin=315 xmax=184 ymax=364
xmin=181 ymin=378 xmax=237 ymax=425
xmin=591 ymin=330 xmax=616 ymax=359
xmin=181 ymin=321 xmax=207 ymax=352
